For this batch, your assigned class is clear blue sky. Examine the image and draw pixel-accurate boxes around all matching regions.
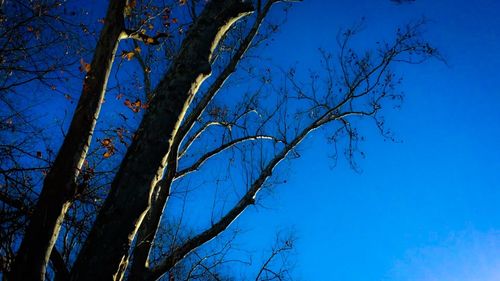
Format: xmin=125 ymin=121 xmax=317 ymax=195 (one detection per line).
xmin=231 ymin=1 xmax=500 ymax=280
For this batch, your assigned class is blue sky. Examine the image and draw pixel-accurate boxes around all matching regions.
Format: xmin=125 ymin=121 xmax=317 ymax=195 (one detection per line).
xmin=231 ymin=0 xmax=500 ymax=280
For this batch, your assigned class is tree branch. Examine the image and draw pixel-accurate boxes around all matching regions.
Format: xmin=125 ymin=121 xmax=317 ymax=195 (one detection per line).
xmin=178 ymin=121 xmax=232 ymax=159
xmin=176 ymin=135 xmax=281 ymax=179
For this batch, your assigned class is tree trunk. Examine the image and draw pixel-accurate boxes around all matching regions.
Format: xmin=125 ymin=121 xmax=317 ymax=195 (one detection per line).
xmin=69 ymin=1 xmax=254 ymax=280
xmin=9 ymin=0 xmax=126 ymax=280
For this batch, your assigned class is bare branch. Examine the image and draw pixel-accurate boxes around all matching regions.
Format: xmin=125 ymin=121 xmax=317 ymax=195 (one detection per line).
xmin=177 ymin=135 xmax=282 ymax=179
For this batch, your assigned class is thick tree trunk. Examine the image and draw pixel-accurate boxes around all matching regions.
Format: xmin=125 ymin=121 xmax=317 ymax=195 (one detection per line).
xmin=69 ymin=1 xmax=254 ymax=280
xmin=9 ymin=1 xmax=126 ymax=280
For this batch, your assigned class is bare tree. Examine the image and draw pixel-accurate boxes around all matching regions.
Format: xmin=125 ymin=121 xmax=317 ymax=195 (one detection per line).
xmin=2 ymin=0 xmax=440 ymax=280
